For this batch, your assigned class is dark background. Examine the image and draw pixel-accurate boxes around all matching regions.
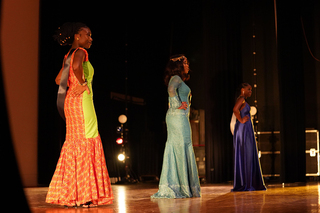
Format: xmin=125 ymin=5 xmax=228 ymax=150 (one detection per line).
xmin=37 ymin=0 xmax=320 ymax=184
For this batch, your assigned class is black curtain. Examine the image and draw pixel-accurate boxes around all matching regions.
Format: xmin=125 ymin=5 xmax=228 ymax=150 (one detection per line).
xmin=277 ymin=0 xmax=306 ymax=183
xmin=202 ymin=1 xmax=243 ymax=183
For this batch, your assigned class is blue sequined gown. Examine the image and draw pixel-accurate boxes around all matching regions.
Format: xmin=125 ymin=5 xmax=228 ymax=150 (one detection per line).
xmin=151 ymin=75 xmax=201 ymax=199
xmin=232 ymin=102 xmax=266 ymax=191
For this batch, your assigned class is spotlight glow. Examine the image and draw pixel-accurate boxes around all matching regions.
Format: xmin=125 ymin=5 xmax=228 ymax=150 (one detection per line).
xmin=118 ymin=154 xmax=125 ymax=161
xmin=118 ymin=114 xmax=127 ymax=124
xmin=116 ymin=138 xmax=124 ymax=144
xmin=250 ymin=106 xmax=257 ymax=116
xmin=117 ymin=126 xmax=123 ymax=132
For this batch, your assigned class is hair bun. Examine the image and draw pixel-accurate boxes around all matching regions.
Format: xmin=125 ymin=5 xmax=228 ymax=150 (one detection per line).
xmin=53 ymin=22 xmax=87 ymax=46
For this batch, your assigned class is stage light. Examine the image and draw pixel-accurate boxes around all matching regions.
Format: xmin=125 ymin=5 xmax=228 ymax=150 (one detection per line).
xmin=250 ymin=106 xmax=257 ymax=116
xmin=118 ymin=114 xmax=127 ymax=124
xmin=117 ymin=126 xmax=123 ymax=133
xmin=118 ymin=153 xmax=125 ymax=161
xmin=116 ymin=138 xmax=124 ymax=144
xmin=310 ymin=148 xmax=316 ymax=157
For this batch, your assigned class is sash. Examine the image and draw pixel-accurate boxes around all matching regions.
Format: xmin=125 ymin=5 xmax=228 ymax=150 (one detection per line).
xmin=230 ymin=113 xmax=236 ymax=135
xmin=57 ymin=50 xmax=74 ymax=121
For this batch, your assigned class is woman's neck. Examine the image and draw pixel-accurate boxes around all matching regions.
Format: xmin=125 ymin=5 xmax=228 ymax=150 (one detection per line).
xmin=239 ymin=95 xmax=247 ymax=99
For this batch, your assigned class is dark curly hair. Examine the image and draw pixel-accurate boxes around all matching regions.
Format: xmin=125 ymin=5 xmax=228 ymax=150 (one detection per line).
xmin=53 ymin=22 xmax=88 ymax=46
xmin=164 ymin=54 xmax=190 ymax=86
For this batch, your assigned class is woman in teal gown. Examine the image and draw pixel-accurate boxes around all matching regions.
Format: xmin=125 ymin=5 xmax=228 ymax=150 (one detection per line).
xmin=151 ymin=55 xmax=201 ymax=199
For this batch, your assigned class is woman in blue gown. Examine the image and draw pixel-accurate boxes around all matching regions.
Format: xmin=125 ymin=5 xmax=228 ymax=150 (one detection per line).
xmin=151 ymin=55 xmax=201 ymax=199
xmin=232 ymin=83 xmax=266 ymax=191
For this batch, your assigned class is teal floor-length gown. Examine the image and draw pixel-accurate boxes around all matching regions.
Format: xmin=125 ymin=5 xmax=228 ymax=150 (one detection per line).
xmin=151 ymin=75 xmax=201 ymax=199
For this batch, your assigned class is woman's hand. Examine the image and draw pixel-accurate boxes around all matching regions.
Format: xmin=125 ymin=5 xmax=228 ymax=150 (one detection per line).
xmin=71 ymin=84 xmax=90 ymax=97
xmin=233 ymin=97 xmax=250 ymax=124
xmin=240 ymin=115 xmax=250 ymax=124
xmin=178 ymin=102 xmax=188 ymax=110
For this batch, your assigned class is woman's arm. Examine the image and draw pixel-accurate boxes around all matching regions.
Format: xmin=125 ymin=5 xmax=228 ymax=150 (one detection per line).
xmin=168 ymin=76 xmax=188 ymax=110
xmin=55 ymin=68 xmax=63 ymax=85
xmin=233 ymin=97 xmax=249 ymax=123
xmin=70 ymin=49 xmax=90 ymax=96
xmin=55 ymin=58 xmax=66 ymax=85
xmin=72 ymin=50 xmax=86 ymax=84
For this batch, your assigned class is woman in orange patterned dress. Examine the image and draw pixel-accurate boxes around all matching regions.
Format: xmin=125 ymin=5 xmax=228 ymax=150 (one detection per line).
xmin=46 ymin=22 xmax=113 ymax=208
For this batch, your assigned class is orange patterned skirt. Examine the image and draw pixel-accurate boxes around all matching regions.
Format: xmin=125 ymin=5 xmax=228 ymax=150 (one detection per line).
xmin=46 ymin=80 xmax=113 ymax=206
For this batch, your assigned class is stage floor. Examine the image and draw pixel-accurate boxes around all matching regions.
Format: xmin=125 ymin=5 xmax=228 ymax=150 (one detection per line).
xmin=25 ymin=182 xmax=320 ymax=212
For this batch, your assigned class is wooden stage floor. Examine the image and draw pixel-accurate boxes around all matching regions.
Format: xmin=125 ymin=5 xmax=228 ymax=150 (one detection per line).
xmin=25 ymin=182 xmax=320 ymax=212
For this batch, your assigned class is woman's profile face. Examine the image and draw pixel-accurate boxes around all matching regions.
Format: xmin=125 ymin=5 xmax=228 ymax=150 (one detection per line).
xmin=183 ymin=58 xmax=189 ymax=74
xmin=77 ymin=27 xmax=93 ymax=49
xmin=243 ymin=85 xmax=252 ymax=98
